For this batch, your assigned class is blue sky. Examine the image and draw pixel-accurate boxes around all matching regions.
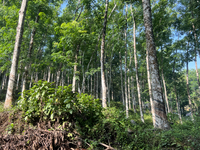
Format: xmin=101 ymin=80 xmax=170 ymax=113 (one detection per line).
xmin=189 ymin=58 xmax=200 ymax=69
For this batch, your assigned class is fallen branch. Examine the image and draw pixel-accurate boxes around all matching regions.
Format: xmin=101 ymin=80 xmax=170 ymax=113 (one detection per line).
xmin=99 ymin=142 xmax=116 ymax=150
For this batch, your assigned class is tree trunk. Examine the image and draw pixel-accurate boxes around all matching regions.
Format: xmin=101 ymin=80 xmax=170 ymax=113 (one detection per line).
xmin=16 ymin=73 xmax=20 ymax=90
xmin=62 ymin=70 xmax=66 ymax=87
xmin=142 ymin=0 xmax=170 ymax=129
xmin=131 ymin=76 xmax=136 ymax=113
xmin=119 ymin=51 xmax=124 ymax=105
xmin=35 ymin=72 xmax=38 ymax=82
xmin=56 ymin=68 xmax=61 ymax=88
xmin=51 ymin=73 xmax=54 ymax=83
xmin=131 ymin=5 xmax=144 ymax=122
xmin=91 ymin=74 xmax=93 ymax=94
xmin=186 ymin=45 xmax=194 ymax=121
xmin=72 ymin=44 xmax=80 ymax=93
xmin=4 ymin=0 xmax=28 ymax=108
xmin=161 ymin=47 xmax=170 ymax=113
xmin=47 ymin=66 xmax=51 ymax=82
xmin=124 ymin=3 xmax=128 ymax=118
xmin=1 ymin=71 xmax=7 ymax=90
xmin=29 ymin=73 xmax=33 ymax=89
xmin=108 ymin=56 xmax=112 ymax=106
xmin=128 ymin=76 xmax=131 ymax=109
xmin=96 ymin=70 xmax=99 ymax=98
xmin=146 ymin=47 xmax=153 ymax=114
xmin=100 ymin=0 xmax=108 ymax=108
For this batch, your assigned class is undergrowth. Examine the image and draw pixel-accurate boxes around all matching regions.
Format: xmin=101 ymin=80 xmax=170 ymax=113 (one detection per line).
xmin=0 ymin=80 xmax=200 ymax=149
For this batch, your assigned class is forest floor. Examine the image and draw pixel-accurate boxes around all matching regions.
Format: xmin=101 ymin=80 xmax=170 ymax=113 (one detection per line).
xmin=0 ymin=92 xmax=200 ymax=150
xmin=0 ymin=105 xmax=199 ymax=150
xmin=0 ymin=109 xmax=85 ymax=150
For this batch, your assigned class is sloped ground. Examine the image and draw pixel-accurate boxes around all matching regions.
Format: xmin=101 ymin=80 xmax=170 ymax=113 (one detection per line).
xmin=0 ymin=112 xmax=10 ymax=135
xmin=0 ymin=111 xmax=87 ymax=150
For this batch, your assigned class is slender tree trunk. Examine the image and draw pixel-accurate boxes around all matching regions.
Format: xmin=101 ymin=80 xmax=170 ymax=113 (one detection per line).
xmin=72 ymin=44 xmax=80 ymax=93
xmin=186 ymin=46 xmax=194 ymax=121
xmin=51 ymin=73 xmax=54 ymax=83
xmin=35 ymin=72 xmax=38 ymax=82
xmin=146 ymin=48 xmax=153 ymax=114
xmin=106 ymin=69 xmax=110 ymax=105
xmin=119 ymin=51 xmax=125 ymax=105
xmin=100 ymin=0 xmax=108 ymax=108
xmin=124 ymin=4 xmax=129 ymax=118
xmin=142 ymin=0 xmax=170 ymax=129
xmin=128 ymin=76 xmax=131 ymax=109
xmin=162 ymin=72 xmax=170 ymax=113
xmin=128 ymin=20 xmax=133 ymax=110
xmin=91 ymin=74 xmax=93 ymax=94
xmin=16 ymin=73 xmax=20 ymax=90
xmin=108 ymin=57 xmax=112 ymax=106
xmin=131 ymin=76 xmax=136 ymax=113
xmin=29 ymin=73 xmax=33 ymax=89
xmin=4 ymin=0 xmax=28 ymax=108
xmin=56 ymin=68 xmax=61 ymax=88
xmin=1 ymin=71 xmax=7 ymax=90
xmin=131 ymin=5 xmax=144 ymax=122
xmin=161 ymin=47 xmax=170 ymax=113
xmin=87 ymin=77 xmax=89 ymax=93
xmin=62 ymin=70 xmax=66 ymax=87
xmin=47 ymin=66 xmax=51 ymax=82
xmin=96 ymin=70 xmax=99 ymax=98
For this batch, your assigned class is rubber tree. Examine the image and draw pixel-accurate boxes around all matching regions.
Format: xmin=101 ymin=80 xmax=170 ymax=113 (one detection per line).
xmin=101 ymin=0 xmax=109 ymax=108
xmin=4 ymin=0 xmax=28 ymax=108
xmin=142 ymin=0 xmax=170 ymax=129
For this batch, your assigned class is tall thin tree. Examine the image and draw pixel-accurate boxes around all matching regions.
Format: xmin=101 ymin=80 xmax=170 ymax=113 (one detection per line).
xmin=4 ymin=0 xmax=28 ymax=108
xmin=101 ymin=0 xmax=109 ymax=108
xmin=131 ymin=5 xmax=144 ymax=122
xmin=142 ymin=0 xmax=170 ymax=129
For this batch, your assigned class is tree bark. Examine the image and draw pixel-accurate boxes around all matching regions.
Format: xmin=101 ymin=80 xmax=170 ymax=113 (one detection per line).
xmin=29 ymin=73 xmax=33 ymax=89
xmin=124 ymin=3 xmax=129 ymax=118
xmin=4 ymin=0 xmax=28 ymax=108
xmin=131 ymin=76 xmax=136 ymax=113
xmin=47 ymin=66 xmax=51 ymax=82
xmin=142 ymin=0 xmax=170 ymax=129
xmin=108 ymin=53 xmax=113 ymax=106
xmin=161 ymin=47 xmax=170 ymax=113
xmin=146 ymin=47 xmax=153 ymax=114
xmin=131 ymin=5 xmax=144 ymax=122
xmin=100 ymin=0 xmax=108 ymax=108
xmin=72 ymin=44 xmax=80 ymax=93
xmin=16 ymin=73 xmax=20 ymax=90
xmin=186 ymin=44 xmax=194 ymax=121
xmin=119 ymin=50 xmax=125 ymax=105
xmin=1 ymin=71 xmax=7 ymax=90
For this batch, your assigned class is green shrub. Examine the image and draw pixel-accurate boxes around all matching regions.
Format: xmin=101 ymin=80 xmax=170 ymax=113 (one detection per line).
xmin=17 ymin=80 xmax=102 ymax=128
